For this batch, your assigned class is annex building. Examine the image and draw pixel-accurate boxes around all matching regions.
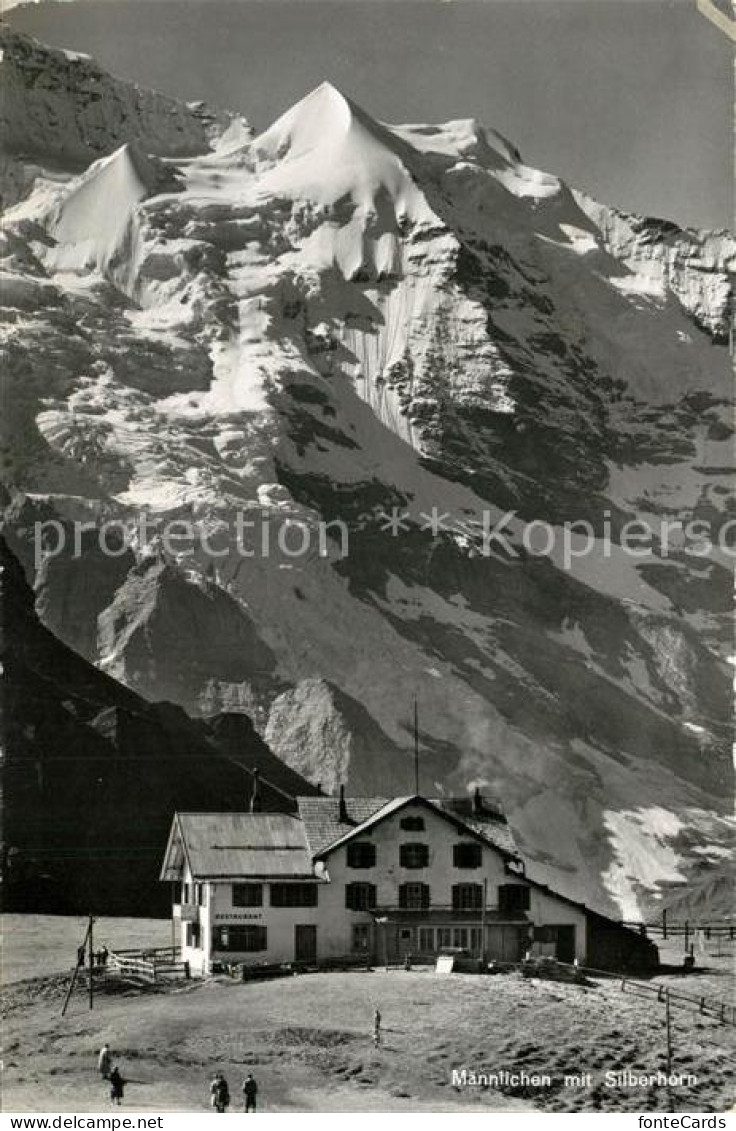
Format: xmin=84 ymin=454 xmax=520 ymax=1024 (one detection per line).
xmin=160 ymin=786 xmax=658 ymax=974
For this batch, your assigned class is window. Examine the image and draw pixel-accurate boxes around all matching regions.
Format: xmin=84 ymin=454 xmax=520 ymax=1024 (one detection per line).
xmin=469 ymin=927 xmax=482 ymax=953
xmin=498 ymin=884 xmax=530 ymax=912
xmin=452 ymin=883 xmax=484 ymax=911
xmin=398 ymin=882 xmax=430 ymax=909
xmin=400 ymin=816 xmax=425 ymax=831
xmin=453 ymin=842 xmax=482 ymax=869
xmin=453 ymin=927 xmax=468 ymax=948
xmin=214 ymin=925 xmax=267 ymax=952
xmin=185 ymin=922 xmax=201 ymax=948
xmin=194 ymin=883 xmax=207 ymax=906
xmin=345 ymin=882 xmax=377 ymax=911
xmin=399 ymin=843 xmax=429 ymax=869
xmin=270 ymin=883 xmax=318 ymax=907
xmin=352 ymin=923 xmax=370 ymax=952
xmin=418 ymin=927 xmax=435 ymax=952
xmin=346 ymin=842 xmax=376 ymax=869
xmin=233 ymin=883 xmax=263 ymax=907
xmin=182 ymin=882 xmax=190 ymax=904
xmin=437 ymin=927 xmax=452 ymax=948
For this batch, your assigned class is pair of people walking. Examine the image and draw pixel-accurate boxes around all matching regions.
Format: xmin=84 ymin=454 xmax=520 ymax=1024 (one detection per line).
xmin=210 ymin=1072 xmax=258 ymax=1112
xmin=98 ymin=1043 xmax=124 ymax=1105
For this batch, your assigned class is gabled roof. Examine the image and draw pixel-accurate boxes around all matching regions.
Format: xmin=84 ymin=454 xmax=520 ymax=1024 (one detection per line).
xmin=297 ymin=794 xmax=390 ymax=856
xmin=159 ymin=812 xmax=317 ymax=881
xmin=297 ymin=793 xmax=521 ymax=863
xmin=308 ymin=796 xmax=416 ymax=857
xmin=432 ymin=797 xmax=518 ymax=857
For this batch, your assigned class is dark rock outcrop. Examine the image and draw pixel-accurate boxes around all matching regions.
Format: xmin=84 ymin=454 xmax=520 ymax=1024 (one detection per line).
xmin=0 ymin=537 xmax=317 ymax=915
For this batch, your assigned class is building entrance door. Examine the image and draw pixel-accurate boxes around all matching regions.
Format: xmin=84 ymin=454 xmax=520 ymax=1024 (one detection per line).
xmin=486 ymin=924 xmax=527 ymax=961
xmin=555 ymin=925 xmax=576 ymax=963
xmin=294 ymin=924 xmax=317 ymax=963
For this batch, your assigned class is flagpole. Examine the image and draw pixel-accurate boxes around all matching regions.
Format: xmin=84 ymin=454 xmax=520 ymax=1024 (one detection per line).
xmin=413 ymin=697 xmax=420 ymax=795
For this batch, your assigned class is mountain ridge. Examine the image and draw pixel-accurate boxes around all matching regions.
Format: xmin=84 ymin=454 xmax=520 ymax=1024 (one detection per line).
xmin=1 ymin=27 xmax=733 ymax=919
xmin=0 ymin=534 xmax=319 ymax=915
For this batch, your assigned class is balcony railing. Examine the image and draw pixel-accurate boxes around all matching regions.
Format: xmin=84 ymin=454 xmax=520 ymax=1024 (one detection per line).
xmin=373 ymin=904 xmax=493 ymax=916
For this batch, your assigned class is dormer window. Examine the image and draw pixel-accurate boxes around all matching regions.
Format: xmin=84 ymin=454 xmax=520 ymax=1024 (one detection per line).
xmin=347 ymin=841 xmax=376 ymax=869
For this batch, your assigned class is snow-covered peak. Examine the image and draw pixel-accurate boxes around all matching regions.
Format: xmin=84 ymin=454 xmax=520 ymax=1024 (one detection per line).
xmin=393 ymin=117 xmax=519 ymax=167
xmin=253 ymin=81 xmax=430 ymax=222
xmin=2 ymin=34 xmax=733 ymax=917
xmin=256 ymin=82 xmax=359 ymax=160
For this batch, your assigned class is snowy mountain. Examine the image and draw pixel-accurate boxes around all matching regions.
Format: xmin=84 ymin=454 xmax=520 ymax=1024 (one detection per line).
xmin=0 ymin=22 xmax=242 ymax=209
xmin=1 ymin=27 xmax=733 ymax=918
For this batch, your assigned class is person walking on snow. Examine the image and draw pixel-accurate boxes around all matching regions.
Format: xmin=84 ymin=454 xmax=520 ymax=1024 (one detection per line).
xmin=242 ymin=1072 xmax=258 ymax=1112
xmin=98 ymin=1043 xmax=112 ymax=1079
xmin=373 ymin=1007 xmax=382 ymax=1047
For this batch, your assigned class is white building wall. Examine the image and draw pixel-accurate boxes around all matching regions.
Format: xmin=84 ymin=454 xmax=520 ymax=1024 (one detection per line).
xmin=527 ymin=887 xmax=588 ymax=961
xmin=319 ymin=803 xmax=588 ymax=962
xmin=170 ymin=802 xmax=589 ymax=971
xmin=323 ymin=802 xmax=510 ymax=908
xmin=175 ymin=862 xmax=209 ymax=975
xmin=206 ymin=879 xmax=322 ymax=967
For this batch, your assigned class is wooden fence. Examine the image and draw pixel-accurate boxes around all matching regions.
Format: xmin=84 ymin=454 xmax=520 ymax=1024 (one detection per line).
xmin=488 ymin=956 xmax=736 ymax=1028
xmin=619 ymin=975 xmax=736 ymax=1027
xmin=621 ymin=919 xmax=735 ymax=940
xmin=108 ymin=947 xmax=187 ymax=984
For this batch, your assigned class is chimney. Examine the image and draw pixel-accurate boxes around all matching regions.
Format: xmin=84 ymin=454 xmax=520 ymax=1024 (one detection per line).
xmin=339 ymin=783 xmax=348 ymax=822
xmin=249 ymin=768 xmax=262 ymax=813
xmin=473 ymin=786 xmax=483 ymax=816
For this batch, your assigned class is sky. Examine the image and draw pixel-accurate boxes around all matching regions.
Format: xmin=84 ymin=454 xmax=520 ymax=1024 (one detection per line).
xmin=5 ymin=0 xmax=732 ymax=231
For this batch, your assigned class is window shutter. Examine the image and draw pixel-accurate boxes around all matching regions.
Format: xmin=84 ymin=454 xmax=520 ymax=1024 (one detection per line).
xmin=498 ymin=884 xmax=530 ymax=912
xmin=452 ymin=884 xmax=483 ymax=911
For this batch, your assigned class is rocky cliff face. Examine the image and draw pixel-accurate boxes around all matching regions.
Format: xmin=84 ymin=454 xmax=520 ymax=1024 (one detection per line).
xmin=1 ymin=34 xmax=733 ymax=917
xmin=0 ymin=536 xmax=318 ymax=914
xmin=574 ymin=193 xmax=733 ymax=340
xmin=0 ymin=22 xmax=244 ymax=209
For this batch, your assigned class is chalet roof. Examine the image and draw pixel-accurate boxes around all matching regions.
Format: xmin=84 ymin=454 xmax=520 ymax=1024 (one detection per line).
xmin=159 ymin=812 xmax=316 ymax=880
xmin=296 ymin=793 xmax=520 ymax=861
xmin=296 ymin=795 xmax=390 ymax=856
xmin=434 ymin=797 xmax=519 ymax=857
